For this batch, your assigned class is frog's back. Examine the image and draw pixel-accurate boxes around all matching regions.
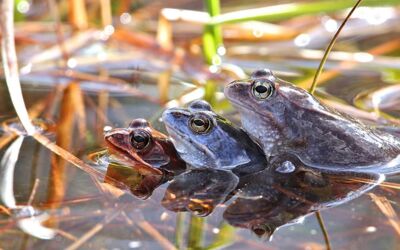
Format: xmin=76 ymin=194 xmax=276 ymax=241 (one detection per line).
xmin=282 ymin=103 xmax=400 ymax=171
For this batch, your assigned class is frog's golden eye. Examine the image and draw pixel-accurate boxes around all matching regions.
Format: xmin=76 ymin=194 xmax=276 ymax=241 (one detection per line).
xmin=188 ymin=202 xmax=213 ymax=217
xmin=252 ymin=224 xmax=273 ymax=237
xmin=252 ymin=80 xmax=274 ymax=99
xmin=130 ymin=130 xmax=151 ymax=150
xmin=189 ymin=114 xmax=212 ymax=134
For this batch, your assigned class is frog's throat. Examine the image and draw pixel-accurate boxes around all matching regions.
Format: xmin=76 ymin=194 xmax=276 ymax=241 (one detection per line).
xmin=235 ymin=109 xmax=282 ymax=157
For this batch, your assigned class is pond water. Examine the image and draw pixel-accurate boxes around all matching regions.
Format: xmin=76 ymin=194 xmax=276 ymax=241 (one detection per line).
xmin=1 ymin=1 xmax=400 ymax=250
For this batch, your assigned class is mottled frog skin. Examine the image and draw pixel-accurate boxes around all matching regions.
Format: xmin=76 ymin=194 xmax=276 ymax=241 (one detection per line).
xmin=162 ymin=100 xmax=266 ymax=172
xmin=224 ymin=69 xmax=400 ymax=173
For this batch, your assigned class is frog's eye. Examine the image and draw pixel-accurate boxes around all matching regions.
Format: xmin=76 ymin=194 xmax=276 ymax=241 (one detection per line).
xmin=188 ymin=202 xmax=213 ymax=217
xmin=252 ymin=224 xmax=273 ymax=237
xmin=130 ymin=130 xmax=151 ymax=150
xmin=189 ymin=114 xmax=212 ymax=134
xmin=252 ymin=80 xmax=274 ymax=99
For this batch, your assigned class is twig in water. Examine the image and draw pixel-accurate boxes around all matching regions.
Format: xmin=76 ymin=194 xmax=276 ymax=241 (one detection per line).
xmin=47 ymin=0 xmax=69 ymax=66
xmin=65 ymin=204 xmax=128 ymax=250
xmin=369 ymin=193 xmax=400 ymax=235
xmin=27 ymin=178 xmax=40 ymax=205
xmin=138 ymin=219 xmax=177 ymax=250
xmin=316 ymin=211 xmax=332 ymax=250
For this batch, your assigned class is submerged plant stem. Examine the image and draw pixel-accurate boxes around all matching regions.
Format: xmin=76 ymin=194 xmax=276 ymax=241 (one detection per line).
xmin=309 ymin=0 xmax=363 ymax=94
xmin=188 ymin=215 xmax=205 ymax=249
xmin=316 ymin=211 xmax=331 ymax=250
xmin=175 ymin=213 xmax=185 ymax=249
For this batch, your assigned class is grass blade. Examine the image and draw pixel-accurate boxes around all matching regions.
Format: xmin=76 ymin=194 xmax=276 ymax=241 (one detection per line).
xmin=309 ymin=0 xmax=363 ymax=94
xmin=209 ymin=0 xmax=400 ymax=25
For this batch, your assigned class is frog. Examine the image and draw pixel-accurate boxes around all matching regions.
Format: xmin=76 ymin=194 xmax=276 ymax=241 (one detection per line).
xmin=162 ymin=100 xmax=267 ymax=174
xmin=104 ymin=118 xmax=186 ymax=175
xmin=224 ymin=69 xmax=400 ymax=174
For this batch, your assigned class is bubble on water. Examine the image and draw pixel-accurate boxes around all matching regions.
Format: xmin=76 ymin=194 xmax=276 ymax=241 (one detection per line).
xmin=253 ymin=27 xmax=264 ymax=38
xmin=276 ymin=161 xmax=296 ymax=173
xmin=323 ymin=18 xmax=338 ymax=32
xmin=209 ymin=65 xmax=219 ymax=73
xmin=120 ymin=13 xmax=132 ymax=24
xmin=217 ymin=46 xmax=226 ymax=56
xmin=104 ymin=25 xmax=115 ymax=36
xmin=103 ymin=126 xmax=113 ymax=133
xmin=129 ymin=241 xmax=142 ymax=248
xmin=160 ymin=212 xmax=169 ymax=221
xmin=67 ymin=58 xmax=77 ymax=68
xmin=17 ymin=1 xmax=30 ymax=13
xmin=294 ymin=33 xmax=311 ymax=47
xmin=366 ymin=226 xmax=377 ymax=233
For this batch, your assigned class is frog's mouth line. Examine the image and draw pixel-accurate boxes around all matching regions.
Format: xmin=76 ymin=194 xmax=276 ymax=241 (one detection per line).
xmin=105 ymin=139 xmax=140 ymax=164
xmin=226 ymin=97 xmax=273 ymax=120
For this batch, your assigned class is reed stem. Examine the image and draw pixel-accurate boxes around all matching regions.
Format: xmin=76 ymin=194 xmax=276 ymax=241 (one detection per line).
xmin=309 ymin=0 xmax=364 ymax=94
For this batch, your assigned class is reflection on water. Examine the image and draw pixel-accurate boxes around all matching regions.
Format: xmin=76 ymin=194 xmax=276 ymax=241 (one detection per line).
xmin=102 ymin=153 xmax=383 ymax=240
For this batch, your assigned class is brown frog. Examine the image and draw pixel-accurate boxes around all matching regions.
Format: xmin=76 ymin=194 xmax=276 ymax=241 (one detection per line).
xmin=224 ymin=69 xmax=400 ymax=174
xmin=104 ymin=118 xmax=186 ymax=175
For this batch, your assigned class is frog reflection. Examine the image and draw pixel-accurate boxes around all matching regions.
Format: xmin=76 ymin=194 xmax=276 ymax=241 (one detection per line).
xmin=224 ymin=69 xmax=400 ymax=174
xmin=104 ymin=163 xmax=166 ymax=199
xmin=162 ymin=169 xmax=238 ymax=216
xmin=161 ymin=156 xmax=383 ymax=238
xmin=224 ymin=156 xmax=383 ymax=239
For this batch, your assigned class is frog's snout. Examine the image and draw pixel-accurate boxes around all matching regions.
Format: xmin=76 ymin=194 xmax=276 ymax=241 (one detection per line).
xmin=224 ymin=80 xmax=250 ymax=100
xmin=162 ymin=109 xmax=182 ymax=125
xmin=104 ymin=128 xmax=130 ymax=144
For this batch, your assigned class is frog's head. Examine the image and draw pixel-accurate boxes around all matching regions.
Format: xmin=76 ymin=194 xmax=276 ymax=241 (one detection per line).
xmin=224 ymin=69 xmax=322 ymax=155
xmin=162 ymin=100 xmax=251 ymax=169
xmin=104 ymin=119 xmax=171 ymax=167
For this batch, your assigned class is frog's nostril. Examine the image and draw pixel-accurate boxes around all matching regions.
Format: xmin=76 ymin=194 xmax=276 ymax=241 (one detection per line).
xmin=164 ymin=109 xmax=182 ymax=119
xmin=251 ymin=69 xmax=273 ymax=79
xmin=129 ymin=118 xmax=149 ymax=128
xmin=162 ymin=109 xmax=179 ymax=124
xmin=112 ymin=134 xmax=124 ymax=140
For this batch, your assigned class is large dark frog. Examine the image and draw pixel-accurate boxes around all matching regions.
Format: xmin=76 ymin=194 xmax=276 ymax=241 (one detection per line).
xmin=224 ymin=69 xmax=400 ymax=173
xmin=162 ymin=100 xmax=266 ymax=174
xmin=104 ymin=118 xmax=186 ymax=175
